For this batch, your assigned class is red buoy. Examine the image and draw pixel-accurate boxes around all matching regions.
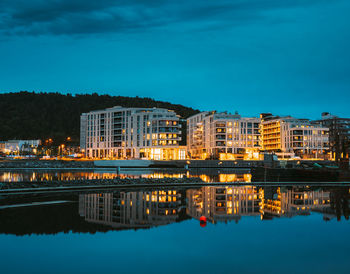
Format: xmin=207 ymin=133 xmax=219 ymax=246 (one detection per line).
xmin=199 ymin=216 xmax=207 ymax=227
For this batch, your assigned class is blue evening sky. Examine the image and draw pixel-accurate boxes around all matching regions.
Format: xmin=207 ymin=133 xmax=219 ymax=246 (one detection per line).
xmin=0 ymin=0 xmax=349 ymax=118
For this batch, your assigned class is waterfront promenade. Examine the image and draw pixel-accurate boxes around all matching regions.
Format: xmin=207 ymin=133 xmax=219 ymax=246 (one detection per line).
xmin=0 ymin=158 xmax=339 ymax=169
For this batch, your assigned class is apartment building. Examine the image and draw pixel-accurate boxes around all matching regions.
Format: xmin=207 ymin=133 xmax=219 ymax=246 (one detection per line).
xmin=80 ymin=106 xmax=186 ymax=160
xmin=187 ymin=111 xmax=261 ymax=160
xmin=0 ymin=142 xmax=5 ymax=153
xmin=1 ymin=140 xmax=41 ymax=154
xmin=314 ymin=112 xmax=350 ymax=162
xmin=260 ymin=113 xmax=329 ymax=159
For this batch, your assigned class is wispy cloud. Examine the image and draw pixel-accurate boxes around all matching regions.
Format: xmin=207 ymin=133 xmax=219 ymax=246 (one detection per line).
xmin=0 ymin=0 xmax=335 ymax=36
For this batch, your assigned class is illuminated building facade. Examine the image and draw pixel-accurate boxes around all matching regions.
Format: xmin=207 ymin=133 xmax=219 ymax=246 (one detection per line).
xmin=187 ymin=111 xmax=261 ymax=159
xmin=79 ymin=190 xmax=181 ymax=229
xmin=0 ymin=142 xmax=5 ymax=153
xmin=187 ymin=186 xmax=260 ymax=223
xmin=1 ymin=140 xmax=41 ymax=154
xmin=260 ymin=113 xmax=329 ymax=159
xmin=314 ymin=112 xmax=350 ymax=162
xmin=80 ymin=106 xmax=186 ymax=160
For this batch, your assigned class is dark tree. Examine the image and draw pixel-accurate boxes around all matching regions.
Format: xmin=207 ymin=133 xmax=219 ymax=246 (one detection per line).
xmin=0 ymin=91 xmax=200 ymax=145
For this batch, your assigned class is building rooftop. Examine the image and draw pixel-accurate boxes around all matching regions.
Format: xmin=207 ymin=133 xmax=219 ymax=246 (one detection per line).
xmin=83 ymin=106 xmax=178 ymax=115
xmin=188 ymin=110 xmax=259 ymax=120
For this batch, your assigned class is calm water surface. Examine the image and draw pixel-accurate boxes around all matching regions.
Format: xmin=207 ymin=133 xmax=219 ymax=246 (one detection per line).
xmin=1 ymin=184 xmax=350 ymax=274
xmin=0 ymin=169 xmax=251 ymax=183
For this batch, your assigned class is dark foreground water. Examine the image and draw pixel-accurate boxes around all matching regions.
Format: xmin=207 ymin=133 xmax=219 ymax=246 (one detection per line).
xmin=0 ymin=185 xmax=350 ymax=274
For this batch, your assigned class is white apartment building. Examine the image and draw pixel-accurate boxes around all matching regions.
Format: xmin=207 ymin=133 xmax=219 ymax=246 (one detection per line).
xmin=260 ymin=113 xmax=330 ymax=159
xmin=80 ymin=106 xmax=186 ymax=160
xmin=2 ymin=140 xmax=41 ymax=154
xmin=187 ymin=111 xmax=261 ymax=159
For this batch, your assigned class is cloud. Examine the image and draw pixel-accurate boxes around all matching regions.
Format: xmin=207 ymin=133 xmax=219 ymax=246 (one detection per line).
xmin=0 ymin=0 xmax=336 ymax=37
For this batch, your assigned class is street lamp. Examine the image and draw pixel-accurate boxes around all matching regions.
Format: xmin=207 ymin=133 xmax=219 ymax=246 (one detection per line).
xmin=60 ymin=144 xmax=65 ymax=157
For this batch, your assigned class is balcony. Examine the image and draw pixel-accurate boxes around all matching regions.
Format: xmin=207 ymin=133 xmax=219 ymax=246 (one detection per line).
xmin=215 ymin=134 xmax=226 ymax=140
xmin=158 ymin=127 xmax=180 ymax=133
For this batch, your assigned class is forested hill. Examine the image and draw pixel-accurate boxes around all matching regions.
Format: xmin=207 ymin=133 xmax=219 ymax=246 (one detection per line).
xmin=0 ymin=92 xmax=199 ymax=144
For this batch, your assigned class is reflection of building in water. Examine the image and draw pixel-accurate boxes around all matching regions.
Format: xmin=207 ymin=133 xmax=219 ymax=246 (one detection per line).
xmin=260 ymin=187 xmax=331 ymax=219
xmin=187 ymin=186 xmax=341 ymax=223
xmin=218 ymin=174 xmax=251 ymax=183
xmin=79 ymin=190 xmax=181 ymax=229
xmin=187 ymin=186 xmax=260 ymax=223
xmin=0 ymin=171 xmax=122 ymax=183
xmin=0 ymin=170 xmax=252 ymax=183
xmin=185 ymin=169 xmax=252 ymax=183
xmin=195 ymin=173 xmax=252 ymax=183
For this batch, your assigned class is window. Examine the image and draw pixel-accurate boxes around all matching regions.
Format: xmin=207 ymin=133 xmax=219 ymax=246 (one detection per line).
xmin=215 ymin=123 xmax=226 ymax=127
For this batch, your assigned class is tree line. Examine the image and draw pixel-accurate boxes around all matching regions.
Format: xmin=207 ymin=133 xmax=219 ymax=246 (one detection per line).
xmin=0 ymin=91 xmax=199 ymax=145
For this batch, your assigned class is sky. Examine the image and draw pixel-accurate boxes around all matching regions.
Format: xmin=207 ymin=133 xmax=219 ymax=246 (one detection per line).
xmin=0 ymin=0 xmax=349 ymax=119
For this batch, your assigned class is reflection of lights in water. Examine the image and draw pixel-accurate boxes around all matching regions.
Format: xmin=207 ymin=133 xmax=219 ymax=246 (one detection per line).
xmin=187 ymin=186 xmax=261 ymax=221
xmin=0 ymin=171 xmax=122 ymax=183
xmin=196 ymin=174 xmax=252 ymax=183
xmin=82 ymin=190 xmax=180 ymax=228
xmin=141 ymin=173 xmax=185 ymax=179
xmin=1 ymin=170 xmax=252 ymax=183
xmin=200 ymin=175 xmax=211 ymax=182
xmin=221 ymin=174 xmax=252 ymax=183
